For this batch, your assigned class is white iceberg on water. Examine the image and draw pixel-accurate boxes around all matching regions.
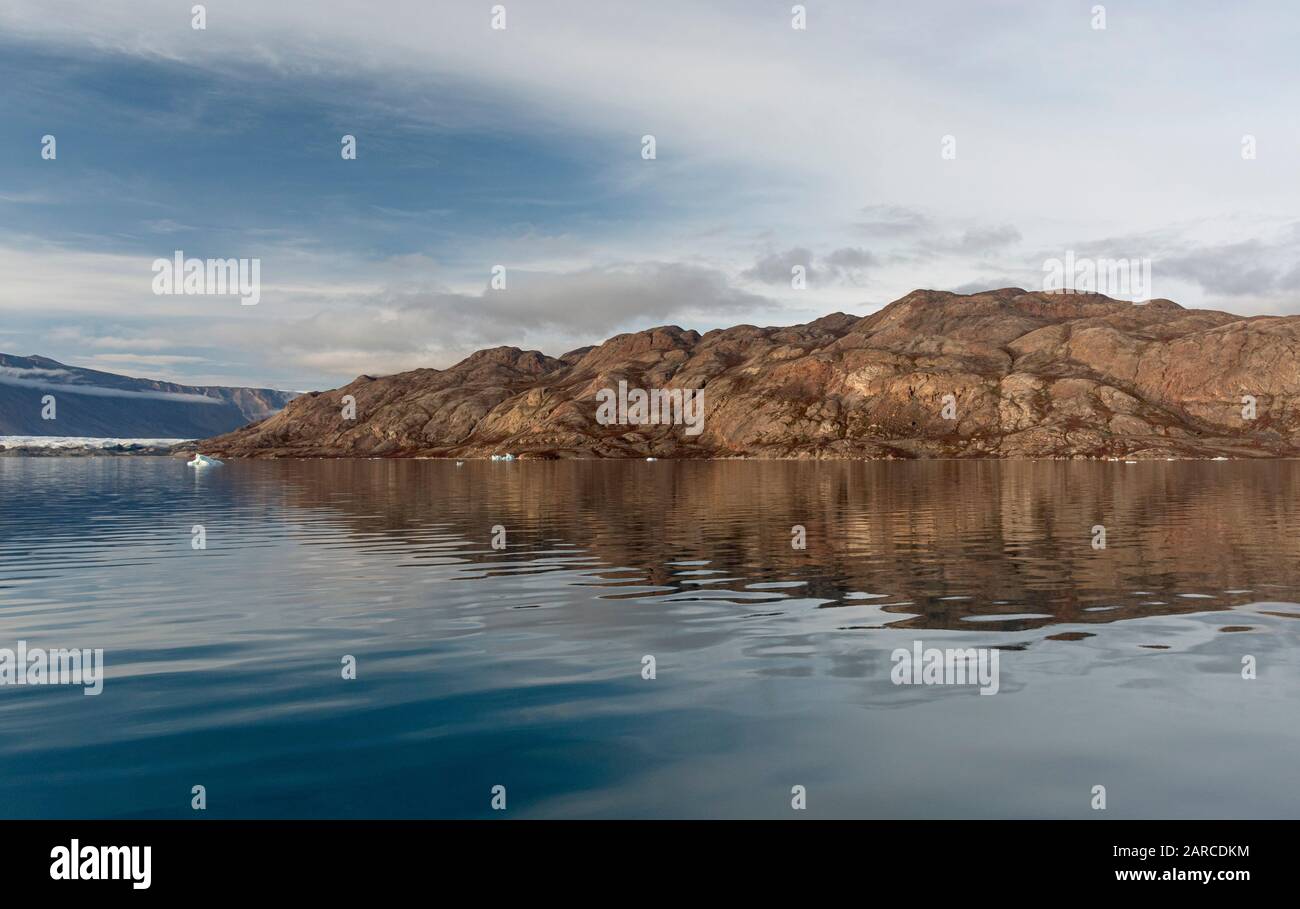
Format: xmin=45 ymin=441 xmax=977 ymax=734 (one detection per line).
xmin=187 ymin=454 xmax=224 ymax=468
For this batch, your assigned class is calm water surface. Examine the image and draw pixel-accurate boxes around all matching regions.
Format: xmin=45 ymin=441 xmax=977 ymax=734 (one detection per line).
xmin=1 ymin=458 xmax=1297 ymax=818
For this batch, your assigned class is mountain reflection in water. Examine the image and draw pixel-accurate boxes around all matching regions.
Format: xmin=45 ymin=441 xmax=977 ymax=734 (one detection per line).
xmin=1 ymin=458 xmax=1297 ymax=818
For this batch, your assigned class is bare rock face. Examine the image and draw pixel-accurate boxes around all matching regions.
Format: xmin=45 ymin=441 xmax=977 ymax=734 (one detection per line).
xmin=195 ymin=289 xmax=1300 ymax=460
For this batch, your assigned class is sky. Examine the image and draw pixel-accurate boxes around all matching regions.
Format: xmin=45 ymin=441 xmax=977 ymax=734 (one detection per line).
xmin=1 ymin=0 xmax=1298 ymax=391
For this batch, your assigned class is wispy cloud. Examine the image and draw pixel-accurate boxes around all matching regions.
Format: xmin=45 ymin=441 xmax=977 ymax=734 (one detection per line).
xmin=0 ymin=372 xmax=222 ymax=404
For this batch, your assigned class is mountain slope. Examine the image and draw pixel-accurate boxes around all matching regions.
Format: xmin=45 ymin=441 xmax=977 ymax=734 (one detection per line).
xmin=0 ymin=354 xmax=296 ymax=439
xmin=196 ymin=289 xmax=1300 ymax=459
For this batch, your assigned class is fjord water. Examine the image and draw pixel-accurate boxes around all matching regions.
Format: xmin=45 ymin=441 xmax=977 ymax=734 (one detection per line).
xmin=1 ymin=458 xmax=1297 ymax=819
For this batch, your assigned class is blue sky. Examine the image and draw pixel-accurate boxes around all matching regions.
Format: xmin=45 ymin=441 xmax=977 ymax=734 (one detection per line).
xmin=2 ymin=0 xmax=1299 ymax=390
xmin=1 ymin=39 xmax=670 ymax=262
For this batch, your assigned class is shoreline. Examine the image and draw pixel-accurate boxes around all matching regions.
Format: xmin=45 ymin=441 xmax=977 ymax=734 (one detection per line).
xmin=3 ymin=449 xmax=1276 ymax=462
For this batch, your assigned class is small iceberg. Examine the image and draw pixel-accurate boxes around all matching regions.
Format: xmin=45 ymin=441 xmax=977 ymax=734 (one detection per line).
xmin=455 ymin=460 xmax=465 ymax=467
xmin=187 ymin=454 xmax=224 ymax=468
xmin=645 ymin=457 xmax=658 ymax=462
xmin=490 ymin=453 xmax=515 ymax=461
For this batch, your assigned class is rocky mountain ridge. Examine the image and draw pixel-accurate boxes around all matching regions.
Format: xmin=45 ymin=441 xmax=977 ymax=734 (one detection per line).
xmin=195 ymin=289 xmax=1300 ymax=459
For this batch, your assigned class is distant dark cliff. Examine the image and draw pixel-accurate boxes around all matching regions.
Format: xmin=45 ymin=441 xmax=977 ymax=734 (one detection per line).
xmin=0 ymin=353 xmax=296 ymax=439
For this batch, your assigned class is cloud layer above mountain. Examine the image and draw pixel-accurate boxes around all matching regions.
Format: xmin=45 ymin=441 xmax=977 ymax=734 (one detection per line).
xmin=2 ymin=1 xmax=1299 ymax=388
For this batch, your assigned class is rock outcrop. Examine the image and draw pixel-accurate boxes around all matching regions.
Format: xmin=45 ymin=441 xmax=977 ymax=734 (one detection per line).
xmin=195 ymin=289 xmax=1300 ymax=459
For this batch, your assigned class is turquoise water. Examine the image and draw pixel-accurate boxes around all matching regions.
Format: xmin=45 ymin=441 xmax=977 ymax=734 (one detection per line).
xmin=1 ymin=458 xmax=1297 ymax=818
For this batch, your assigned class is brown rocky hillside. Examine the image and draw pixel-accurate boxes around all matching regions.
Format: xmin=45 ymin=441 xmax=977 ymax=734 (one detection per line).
xmin=194 ymin=288 xmax=1300 ymax=459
